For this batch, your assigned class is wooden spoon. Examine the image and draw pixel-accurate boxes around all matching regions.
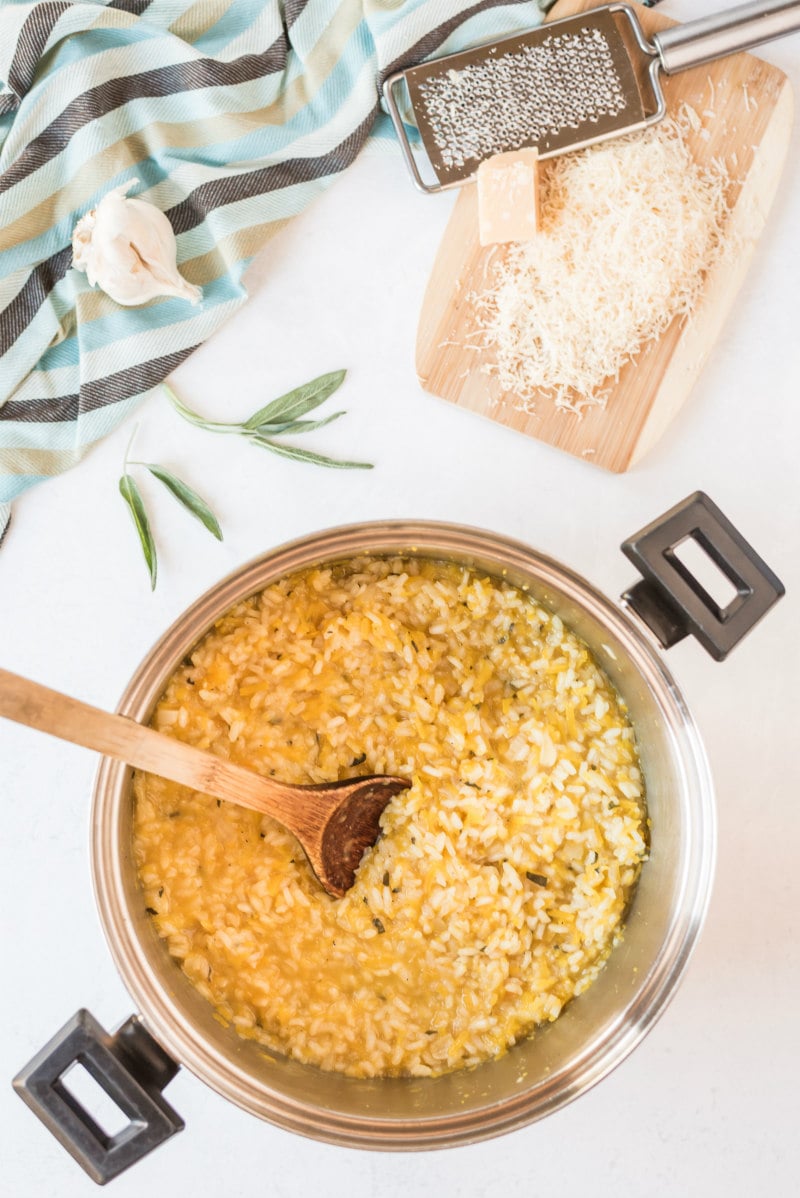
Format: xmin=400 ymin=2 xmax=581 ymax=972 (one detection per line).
xmin=0 ymin=668 xmax=410 ymax=898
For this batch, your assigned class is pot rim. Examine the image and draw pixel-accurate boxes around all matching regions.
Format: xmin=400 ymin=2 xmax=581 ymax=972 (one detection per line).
xmin=91 ymin=519 xmax=716 ymax=1148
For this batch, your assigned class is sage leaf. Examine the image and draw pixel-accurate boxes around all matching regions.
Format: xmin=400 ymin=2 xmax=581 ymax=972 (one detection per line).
xmin=119 ymin=474 xmax=157 ymax=589
xmin=526 ymin=872 xmax=548 ymax=887
xmin=143 ymin=465 xmax=223 ymax=540
xmin=251 ymin=411 xmax=345 ymax=437
xmin=243 ymin=369 xmax=346 ymax=429
xmin=249 ymin=437 xmax=373 ymax=470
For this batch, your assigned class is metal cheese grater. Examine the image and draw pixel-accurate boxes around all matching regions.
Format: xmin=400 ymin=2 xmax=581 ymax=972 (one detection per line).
xmin=383 ymin=0 xmax=800 ymax=193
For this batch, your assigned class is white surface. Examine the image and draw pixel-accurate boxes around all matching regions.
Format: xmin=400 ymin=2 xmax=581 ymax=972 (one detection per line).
xmin=2 ymin=2 xmax=799 ymax=1192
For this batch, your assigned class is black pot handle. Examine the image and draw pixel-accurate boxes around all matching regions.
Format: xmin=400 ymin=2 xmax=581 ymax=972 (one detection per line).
xmin=13 ymin=1009 xmax=183 ymax=1185
xmin=621 ymin=491 xmax=785 ymax=661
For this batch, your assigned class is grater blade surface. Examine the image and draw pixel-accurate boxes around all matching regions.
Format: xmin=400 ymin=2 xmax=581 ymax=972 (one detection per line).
xmin=400 ymin=7 xmax=648 ymax=187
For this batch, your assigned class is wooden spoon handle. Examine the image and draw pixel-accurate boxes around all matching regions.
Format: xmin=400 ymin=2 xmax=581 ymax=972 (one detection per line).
xmin=0 ymin=667 xmax=296 ymax=826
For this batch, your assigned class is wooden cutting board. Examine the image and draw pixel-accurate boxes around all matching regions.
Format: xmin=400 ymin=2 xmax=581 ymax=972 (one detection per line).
xmin=416 ymin=0 xmax=793 ymax=472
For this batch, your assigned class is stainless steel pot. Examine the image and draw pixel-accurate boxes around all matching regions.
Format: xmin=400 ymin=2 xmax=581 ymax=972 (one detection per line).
xmin=13 ymin=493 xmax=784 ymax=1183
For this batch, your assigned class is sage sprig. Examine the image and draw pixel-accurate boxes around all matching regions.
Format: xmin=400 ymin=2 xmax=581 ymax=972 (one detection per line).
xmin=118 ymin=427 xmax=223 ymax=589
xmin=163 ymin=370 xmax=373 ymax=470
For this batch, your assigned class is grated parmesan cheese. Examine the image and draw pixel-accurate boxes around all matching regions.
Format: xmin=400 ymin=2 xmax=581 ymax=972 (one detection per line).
xmin=682 ymin=102 xmax=702 ymax=132
xmin=473 ymin=115 xmax=731 ymax=412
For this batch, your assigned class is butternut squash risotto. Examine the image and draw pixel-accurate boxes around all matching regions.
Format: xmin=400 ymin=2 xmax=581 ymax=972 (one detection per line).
xmin=134 ymin=557 xmax=647 ymax=1077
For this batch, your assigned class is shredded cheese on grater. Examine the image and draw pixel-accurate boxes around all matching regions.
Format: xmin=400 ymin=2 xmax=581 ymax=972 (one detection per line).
xmin=473 ymin=115 xmax=731 ymax=412
xmin=417 ymin=26 xmax=628 ymax=173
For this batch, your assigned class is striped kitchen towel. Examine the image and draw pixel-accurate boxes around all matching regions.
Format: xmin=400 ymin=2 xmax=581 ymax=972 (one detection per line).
xmin=0 ymin=0 xmax=564 ymax=541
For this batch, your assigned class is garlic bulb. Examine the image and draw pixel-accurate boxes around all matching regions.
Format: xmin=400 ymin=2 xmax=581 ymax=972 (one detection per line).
xmin=72 ymin=180 xmax=201 ymax=307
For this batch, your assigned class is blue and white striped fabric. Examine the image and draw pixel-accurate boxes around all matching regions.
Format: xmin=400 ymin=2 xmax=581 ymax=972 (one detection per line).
xmin=0 ymin=0 xmax=560 ymax=539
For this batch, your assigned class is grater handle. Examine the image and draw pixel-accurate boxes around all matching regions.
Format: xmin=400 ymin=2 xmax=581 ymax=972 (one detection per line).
xmin=652 ymin=0 xmax=800 ymax=75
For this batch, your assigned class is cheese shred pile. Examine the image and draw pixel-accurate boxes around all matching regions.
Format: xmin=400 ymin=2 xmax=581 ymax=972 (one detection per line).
xmin=474 ymin=115 xmax=732 ymax=412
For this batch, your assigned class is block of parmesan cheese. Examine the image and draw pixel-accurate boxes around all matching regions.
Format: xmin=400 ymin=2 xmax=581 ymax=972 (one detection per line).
xmin=477 ymin=149 xmax=540 ymax=247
